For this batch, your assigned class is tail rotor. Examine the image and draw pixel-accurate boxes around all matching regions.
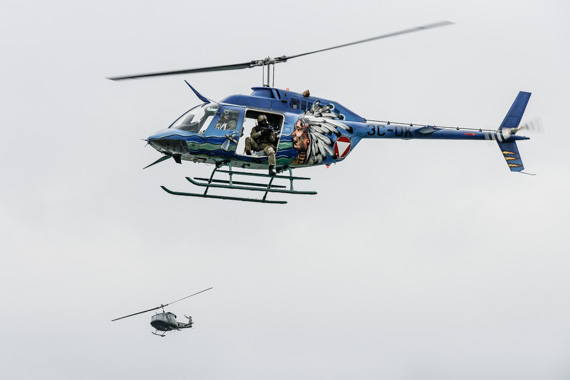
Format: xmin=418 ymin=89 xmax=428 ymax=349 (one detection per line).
xmin=517 ymin=117 xmax=543 ymax=134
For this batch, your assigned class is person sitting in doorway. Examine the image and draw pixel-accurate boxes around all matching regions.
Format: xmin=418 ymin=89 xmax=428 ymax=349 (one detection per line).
xmin=244 ymin=114 xmax=278 ymax=175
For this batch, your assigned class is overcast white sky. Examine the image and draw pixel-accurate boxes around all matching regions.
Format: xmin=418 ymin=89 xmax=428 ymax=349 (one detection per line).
xmin=1 ymin=0 xmax=569 ymax=379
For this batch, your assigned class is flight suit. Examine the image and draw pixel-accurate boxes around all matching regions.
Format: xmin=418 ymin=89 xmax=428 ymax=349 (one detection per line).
xmin=215 ymin=119 xmax=237 ymax=130
xmin=245 ymin=125 xmax=277 ymax=166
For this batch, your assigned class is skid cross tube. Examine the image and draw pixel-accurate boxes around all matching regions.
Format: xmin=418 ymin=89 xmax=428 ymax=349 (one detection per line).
xmin=193 ymin=177 xmax=287 ymax=189
xmin=160 ymin=163 xmax=317 ymax=204
xmin=203 ymin=163 xmax=226 ymax=195
xmin=185 ymin=177 xmax=316 ymax=195
xmin=214 ymin=169 xmax=311 ymax=180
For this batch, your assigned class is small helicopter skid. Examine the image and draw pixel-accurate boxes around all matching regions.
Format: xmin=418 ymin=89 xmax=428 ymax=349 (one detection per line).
xmin=161 ymin=162 xmax=317 ymax=204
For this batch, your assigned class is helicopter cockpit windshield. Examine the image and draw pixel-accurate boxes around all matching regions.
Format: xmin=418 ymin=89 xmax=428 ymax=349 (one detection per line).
xmin=169 ymin=103 xmax=219 ymax=133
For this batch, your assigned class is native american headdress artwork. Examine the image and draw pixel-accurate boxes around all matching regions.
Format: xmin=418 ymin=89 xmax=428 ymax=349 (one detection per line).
xmin=292 ymin=101 xmax=353 ymax=165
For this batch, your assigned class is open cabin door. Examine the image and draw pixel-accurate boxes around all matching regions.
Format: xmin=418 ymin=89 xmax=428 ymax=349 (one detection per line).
xmin=236 ymin=110 xmax=284 ymax=158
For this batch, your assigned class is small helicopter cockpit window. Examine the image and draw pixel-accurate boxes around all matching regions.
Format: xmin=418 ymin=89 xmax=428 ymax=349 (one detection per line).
xmin=169 ymin=103 xmax=219 ymax=133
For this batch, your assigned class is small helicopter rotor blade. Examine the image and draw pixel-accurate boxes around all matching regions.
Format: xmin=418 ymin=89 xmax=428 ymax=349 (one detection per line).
xmin=167 ymin=287 xmax=213 ymax=306
xmin=111 ymin=288 xmax=211 ymax=322
xmin=108 ymin=62 xmax=256 ymax=81
xmin=111 ymin=305 xmax=164 ymax=322
xmin=281 ymin=21 xmax=454 ymax=61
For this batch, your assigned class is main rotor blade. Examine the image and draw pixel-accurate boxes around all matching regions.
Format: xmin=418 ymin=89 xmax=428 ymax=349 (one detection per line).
xmin=108 ymin=62 xmax=255 ymax=81
xmin=167 ymin=287 xmax=213 ymax=306
xmin=107 ymin=21 xmax=452 ymax=81
xmin=111 ymin=287 xmax=212 ymax=322
xmin=111 ymin=288 xmax=212 ymax=322
xmin=283 ymin=21 xmax=454 ymax=61
xmin=111 ymin=305 xmax=163 ymax=322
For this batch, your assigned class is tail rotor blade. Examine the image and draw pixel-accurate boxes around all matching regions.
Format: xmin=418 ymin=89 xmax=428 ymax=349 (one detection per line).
xmin=519 ymin=117 xmax=543 ymax=133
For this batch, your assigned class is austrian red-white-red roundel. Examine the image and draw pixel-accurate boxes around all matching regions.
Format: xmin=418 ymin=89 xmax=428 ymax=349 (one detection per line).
xmin=334 ymin=136 xmax=351 ymax=158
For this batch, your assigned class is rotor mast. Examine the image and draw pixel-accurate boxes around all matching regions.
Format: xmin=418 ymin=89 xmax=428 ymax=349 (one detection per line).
xmin=261 ymin=59 xmax=273 ymax=87
xmin=258 ymin=56 xmax=287 ymax=87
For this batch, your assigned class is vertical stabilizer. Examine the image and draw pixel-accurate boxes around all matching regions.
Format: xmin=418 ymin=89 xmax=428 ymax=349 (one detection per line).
xmin=499 ymin=91 xmax=531 ymax=130
xmin=498 ymin=141 xmax=524 ymax=172
xmin=497 ymin=91 xmax=531 ymax=172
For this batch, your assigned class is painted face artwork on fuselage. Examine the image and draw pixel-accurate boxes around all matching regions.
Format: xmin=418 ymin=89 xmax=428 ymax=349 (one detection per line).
xmin=292 ymin=119 xmax=311 ymax=164
xmin=290 ymin=100 xmax=354 ymax=165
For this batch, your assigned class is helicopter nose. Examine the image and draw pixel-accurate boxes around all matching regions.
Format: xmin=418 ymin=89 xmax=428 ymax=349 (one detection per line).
xmin=147 ymin=134 xmax=190 ymax=156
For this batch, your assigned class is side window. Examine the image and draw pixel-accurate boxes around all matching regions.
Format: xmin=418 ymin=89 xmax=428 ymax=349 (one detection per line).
xmin=204 ymin=108 xmax=243 ymax=136
xmin=196 ymin=104 xmax=219 ymax=134
xmin=169 ymin=103 xmax=218 ymax=133
xmin=290 ymin=98 xmax=300 ymax=110
xmin=214 ymin=109 xmax=240 ymax=131
xmin=198 ymin=114 xmax=216 ymax=133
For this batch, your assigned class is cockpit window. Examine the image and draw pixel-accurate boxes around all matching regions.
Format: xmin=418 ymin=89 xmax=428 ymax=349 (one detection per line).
xmin=169 ymin=103 xmax=219 ymax=133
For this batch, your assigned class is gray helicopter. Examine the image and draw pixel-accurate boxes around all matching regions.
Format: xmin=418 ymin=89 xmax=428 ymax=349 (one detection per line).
xmin=112 ymin=287 xmax=212 ymax=337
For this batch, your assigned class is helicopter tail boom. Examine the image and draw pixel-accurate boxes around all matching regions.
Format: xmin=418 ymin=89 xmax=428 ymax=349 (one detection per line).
xmin=362 ymin=91 xmax=533 ymax=173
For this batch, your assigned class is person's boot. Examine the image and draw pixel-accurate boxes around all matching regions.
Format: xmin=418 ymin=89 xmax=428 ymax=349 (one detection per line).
xmin=245 ymin=150 xmax=252 ymax=155
xmin=268 ymin=165 xmax=276 ymax=176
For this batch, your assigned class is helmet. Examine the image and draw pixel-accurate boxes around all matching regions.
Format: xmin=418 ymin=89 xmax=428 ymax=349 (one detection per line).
xmin=257 ymin=114 xmax=268 ymax=124
xmin=222 ymin=109 xmax=231 ymax=116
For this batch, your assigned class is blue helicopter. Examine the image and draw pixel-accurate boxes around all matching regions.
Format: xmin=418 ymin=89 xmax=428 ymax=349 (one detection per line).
xmin=109 ymin=21 xmax=535 ymax=204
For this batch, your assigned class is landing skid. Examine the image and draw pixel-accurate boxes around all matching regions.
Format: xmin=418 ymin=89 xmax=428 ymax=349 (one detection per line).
xmin=152 ymin=331 xmax=166 ymax=337
xmin=161 ymin=163 xmax=317 ymax=204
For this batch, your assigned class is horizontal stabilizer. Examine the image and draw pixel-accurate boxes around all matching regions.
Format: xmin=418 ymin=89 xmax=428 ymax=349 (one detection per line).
xmin=497 ymin=141 xmax=524 ymax=172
